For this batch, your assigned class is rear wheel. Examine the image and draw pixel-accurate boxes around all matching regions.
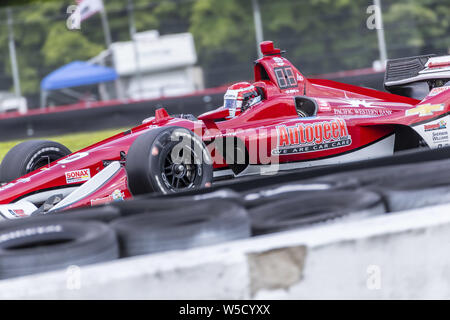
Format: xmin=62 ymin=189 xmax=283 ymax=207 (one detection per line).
xmin=0 ymin=140 xmax=71 ymax=183
xmin=126 ymin=126 xmax=213 ymax=195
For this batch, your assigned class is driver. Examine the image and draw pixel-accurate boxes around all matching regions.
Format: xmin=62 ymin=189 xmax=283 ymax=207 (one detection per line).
xmin=223 ymin=82 xmax=262 ymax=118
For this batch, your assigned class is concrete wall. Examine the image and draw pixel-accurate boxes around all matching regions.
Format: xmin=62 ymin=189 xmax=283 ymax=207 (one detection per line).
xmin=1 ymin=203 xmax=450 ymax=299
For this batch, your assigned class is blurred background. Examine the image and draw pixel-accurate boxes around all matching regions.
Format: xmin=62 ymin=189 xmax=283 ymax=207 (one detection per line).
xmin=0 ymin=0 xmax=448 ymax=153
xmin=0 ymin=0 xmax=448 ymax=110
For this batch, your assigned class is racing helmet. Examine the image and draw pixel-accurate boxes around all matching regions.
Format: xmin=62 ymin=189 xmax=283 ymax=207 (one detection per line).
xmin=224 ymin=82 xmax=262 ymax=118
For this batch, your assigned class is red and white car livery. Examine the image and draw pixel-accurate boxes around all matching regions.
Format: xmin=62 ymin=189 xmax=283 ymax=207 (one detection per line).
xmin=0 ymin=41 xmax=449 ymax=217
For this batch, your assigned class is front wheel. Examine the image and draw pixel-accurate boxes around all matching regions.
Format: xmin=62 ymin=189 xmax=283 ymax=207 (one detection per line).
xmin=0 ymin=140 xmax=71 ymax=183
xmin=125 ymin=126 xmax=213 ymax=195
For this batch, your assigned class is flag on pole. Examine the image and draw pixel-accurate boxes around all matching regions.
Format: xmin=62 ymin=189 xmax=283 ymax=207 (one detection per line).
xmin=68 ymin=0 xmax=104 ymax=30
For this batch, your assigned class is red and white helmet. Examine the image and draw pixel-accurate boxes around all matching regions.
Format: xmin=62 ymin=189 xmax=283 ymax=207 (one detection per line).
xmin=224 ymin=82 xmax=262 ymax=118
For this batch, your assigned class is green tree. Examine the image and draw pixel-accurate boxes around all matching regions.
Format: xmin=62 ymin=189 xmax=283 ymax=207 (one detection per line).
xmin=42 ymin=24 xmax=104 ymax=66
xmin=0 ymin=0 xmax=449 ymax=103
xmin=0 ymin=0 xmax=105 ymax=96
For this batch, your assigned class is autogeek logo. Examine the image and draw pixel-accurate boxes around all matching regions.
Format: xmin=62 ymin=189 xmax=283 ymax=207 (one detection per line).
xmin=273 ymin=119 xmax=351 ymax=155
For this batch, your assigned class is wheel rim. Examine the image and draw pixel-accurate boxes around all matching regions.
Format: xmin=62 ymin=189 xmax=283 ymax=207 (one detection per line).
xmin=161 ymin=146 xmax=198 ymax=191
xmin=27 ymin=152 xmax=64 ymax=173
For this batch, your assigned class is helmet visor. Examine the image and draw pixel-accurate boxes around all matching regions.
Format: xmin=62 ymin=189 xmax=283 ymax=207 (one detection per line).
xmin=224 ymin=98 xmax=237 ymax=109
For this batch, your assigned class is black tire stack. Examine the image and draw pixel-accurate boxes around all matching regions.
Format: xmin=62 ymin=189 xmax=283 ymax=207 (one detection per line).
xmin=0 ymin=195 xmax=251 ymax=280
xmin=4 ymin=148 xmax=450 ymax=280
xmin=0 ymin=220 xmax=118 ymax=279
xmin=111 ymin=200 xmax=250 ymax=257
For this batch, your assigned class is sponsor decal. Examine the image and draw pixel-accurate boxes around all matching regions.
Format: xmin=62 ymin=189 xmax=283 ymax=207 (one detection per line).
xmin=334 ymin=108 xmax=392 ymax=116
xmin=413 ymin=114 xmax=450 ymax=149
xmin=224 ymin=90 xmax=239 ymax=100
xmin=406 ymin=104 xmax=445 ymax=117
xmin=429 ymin=86 xmax=450 ymax=97
xmin=424 ymin=120 xmax=447 ymax=132
xmin=285 ymin=89 xmax=300 ymax=94
xmin=297 ymin=73 xmax=304 ymax=81
xmin=431 ymin=130 xmax=449 ymax=144
xmin=272 ymin=119 xmax=352 ymax=155
xmin=437 ymin=143 xmax=450 ymax=148
xmin=58 ymin=152 xmax=89 ymax=164
xmin=317 ymin=99 xmax=331 ymax=112
xmin=65 ymin=169 xmax=91 ymax=184
xmin=90 ymin=189 xmax=125 ymax=206
xmin=345 ymin=99 xmax=376 ymax=109
xmin=8 ymin=209 xmax=27 ymax=218
xmin=272 ymin=57 xmax=285 ymax=66
xmin=0 ymin=177 xmax=31 ymax=191
xmin=0 ymin=203 xmax=36 ymax=219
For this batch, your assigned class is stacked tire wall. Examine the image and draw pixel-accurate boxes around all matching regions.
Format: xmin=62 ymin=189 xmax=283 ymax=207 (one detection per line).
xmin=1 ymin=146 xmax=450 ymax=281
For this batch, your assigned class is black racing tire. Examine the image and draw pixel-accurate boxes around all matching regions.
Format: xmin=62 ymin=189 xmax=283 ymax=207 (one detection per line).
xmin=0 ymin=219 xmax=119 ymax=280
xmin=249 ymin=190 xmax=385 ymax=235
xmin=0 ymin=140 xmax=71 ymax=183
xmin=112 ymin=189 xmax=243 ymax=216
xmin=126 ymin=126 xmax=213 ymax=195
xmin=110 ymin=199 xmax=250 ymax=257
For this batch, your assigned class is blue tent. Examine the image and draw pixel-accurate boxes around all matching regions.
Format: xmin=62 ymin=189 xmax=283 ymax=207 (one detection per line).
xmin=41 ymin=61 xmax=118 ymax=91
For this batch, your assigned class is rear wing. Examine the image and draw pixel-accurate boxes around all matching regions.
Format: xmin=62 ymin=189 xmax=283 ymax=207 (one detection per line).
xmin=385 ymin=54 xmax=450 ymax=88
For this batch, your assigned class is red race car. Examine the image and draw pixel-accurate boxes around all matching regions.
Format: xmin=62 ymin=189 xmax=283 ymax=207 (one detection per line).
xmin=0 ymin=41 xmax=449 ymax=218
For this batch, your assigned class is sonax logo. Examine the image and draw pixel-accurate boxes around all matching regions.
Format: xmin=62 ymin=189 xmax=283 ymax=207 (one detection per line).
xmin=65 ymin=169 xmax=91 ymax=184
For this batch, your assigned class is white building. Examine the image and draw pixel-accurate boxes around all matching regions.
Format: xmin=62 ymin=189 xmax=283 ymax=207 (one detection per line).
xmin=93 ymin=30 xmax=204 ymax=101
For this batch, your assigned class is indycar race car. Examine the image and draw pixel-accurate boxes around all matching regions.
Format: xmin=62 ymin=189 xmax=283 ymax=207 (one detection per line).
xmin=0 ymin=41 xmax=449 ymax=218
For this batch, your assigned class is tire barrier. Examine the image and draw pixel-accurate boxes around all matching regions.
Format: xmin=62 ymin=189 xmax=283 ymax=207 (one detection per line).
xmin=242 ymin=178 xmax=360 ymax=209
xmin=310 ymin=158 xmax=450 ymax=212
xmin=3 ymin=146 xmax=450 ymax=280
xmin=112 ymin=189 xmax=243 ymax=216
xmin=0 ymin=205 xmax=121 ymax=231
xmin=0 ymin=219 xmax=119 ymax=280
xmin=375 ymin=187 xmax=450 ymax=213
xmin=249 ymin=190 xmax=385 ymax=235
xmin=110 ymin=199 xmax=250 ymax=257
xmin=177 ymin=146 xmax=450 ymax=196
xmin=52 ymin=205 xmax=122 ymax=223
xmin=313 ymin=158 xmax=450 ymax=186
xmin=366 ymin=161 xmax=450 ymax=212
